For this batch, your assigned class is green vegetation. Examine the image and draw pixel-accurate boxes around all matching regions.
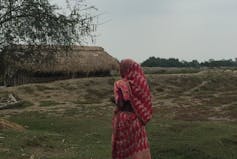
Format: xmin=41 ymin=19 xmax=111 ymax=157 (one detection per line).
xmin=0 ymin=110 xmax=236 ymax=159
xmin=1 ymin=112 xmax=112 ymax=159
xmin=10 ymin=101 xmax=34 ymax=109
xmin=39 ymin=100 xmax=60 ymax=107
xmin=143 ymin=67 xmax=202 ymax=74
xmin=149 ymin=120 xmax=237 ymax=159
xmin=0 ymin=100 xmax=33 ymax=110
xmin=35 ymin=85 xmax=58 ymax=92
xmin=142 ymin=57 xmax=237 ymax=68
xmin=0 ymin=71 xmax=237 ymax=158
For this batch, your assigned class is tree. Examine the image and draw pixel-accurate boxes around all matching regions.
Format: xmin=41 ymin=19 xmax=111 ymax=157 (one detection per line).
xmin=0 ymin=0 xmax=97 ymax=49
xmin=190 ymin=60 xmax=200 ymax=68
xmin=142 ymin=57 xmax=237 ymax=68
xmin=0 ymin=0 xmax=98 ymax=84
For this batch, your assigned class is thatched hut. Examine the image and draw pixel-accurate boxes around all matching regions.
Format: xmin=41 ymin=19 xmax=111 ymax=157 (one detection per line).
xmin=2 ymin=45 xmax=119 ymax=86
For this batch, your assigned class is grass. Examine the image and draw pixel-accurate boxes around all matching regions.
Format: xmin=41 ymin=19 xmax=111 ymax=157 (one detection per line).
xmin=39 ymin=100 xmax=60 ymax=107
xmin=223 ymin=104 xmax=237 ymax=118
xmin=18 ymin=86 xmax=35 ymax=94
xmin=1 ymin=69 xmax=237 ymax=158
xmin=1 ymin=112 xmax=112 ymax=159
xmin=35 ymin=85 xmax=58 ymax=92
xmin=10 ymin=100 xmax=34 ymax=109
xmin=72 ymin=99 xmax=93 ymax=105
xmin=148 ymin=119 xmax=237 ymax=159
xmin=143 ymin=67 xmax=202 ymax=75
xmin=0 ymin=111 xmax=236 ymax=159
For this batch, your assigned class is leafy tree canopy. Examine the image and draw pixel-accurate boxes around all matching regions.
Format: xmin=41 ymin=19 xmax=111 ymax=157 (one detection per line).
xmin=141 ymin=57 xmax=237 ymax=68
xmin=0 ymin=0 xmax=98 ymax=51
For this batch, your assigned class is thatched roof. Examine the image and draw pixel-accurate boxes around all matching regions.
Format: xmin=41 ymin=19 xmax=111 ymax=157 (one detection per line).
xmin=7 ymin=45 xmax=119 ymax=73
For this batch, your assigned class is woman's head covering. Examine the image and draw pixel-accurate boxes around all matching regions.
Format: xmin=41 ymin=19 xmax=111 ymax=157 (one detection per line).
xmin=119 ymin=59 xmax=152 ymax=124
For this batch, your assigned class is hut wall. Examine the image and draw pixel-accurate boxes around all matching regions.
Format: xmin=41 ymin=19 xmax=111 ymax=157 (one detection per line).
xmin=5 ymin=70 xmax=111 ymax=86
xmin=5 ymin=71 xmax=29 ymax=86
xmin=0 ymin=76 xmax=3 ymax=86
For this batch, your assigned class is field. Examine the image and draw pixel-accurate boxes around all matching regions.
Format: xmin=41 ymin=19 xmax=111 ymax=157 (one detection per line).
xmin=0 ymin=69 xmax=237 ymax=159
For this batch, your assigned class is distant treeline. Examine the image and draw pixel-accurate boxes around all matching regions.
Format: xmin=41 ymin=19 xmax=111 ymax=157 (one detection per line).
xmin=141 ymin=57 xmax=237 ymax=67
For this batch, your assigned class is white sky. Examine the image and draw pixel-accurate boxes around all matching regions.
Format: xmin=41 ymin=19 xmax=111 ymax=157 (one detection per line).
xmin=53 ymin=0 xmax=237 ymax=62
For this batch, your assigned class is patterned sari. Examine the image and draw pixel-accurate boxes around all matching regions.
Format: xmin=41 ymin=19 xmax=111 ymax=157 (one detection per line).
xmin=112 ymin=59 xmax=153 ymax=159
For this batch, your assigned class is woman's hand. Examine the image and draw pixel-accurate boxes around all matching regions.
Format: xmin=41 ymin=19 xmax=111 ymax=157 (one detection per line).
xmin=110 ymin=96 xmax=116 ymax=104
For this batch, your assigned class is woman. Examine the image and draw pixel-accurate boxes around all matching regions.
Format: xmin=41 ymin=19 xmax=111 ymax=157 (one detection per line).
xmin=112 ymin=59 xmax=153 ymax=159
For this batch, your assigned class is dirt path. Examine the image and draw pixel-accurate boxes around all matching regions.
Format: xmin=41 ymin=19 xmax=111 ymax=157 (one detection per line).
xmin=183 ymin=81 xmax=209 ymax=95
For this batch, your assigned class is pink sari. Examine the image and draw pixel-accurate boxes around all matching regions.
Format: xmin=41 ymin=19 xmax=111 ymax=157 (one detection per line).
xmin=112 ymin=59 xmax=152 ymax=159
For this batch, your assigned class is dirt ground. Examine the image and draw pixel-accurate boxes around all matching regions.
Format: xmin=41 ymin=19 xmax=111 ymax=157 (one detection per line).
xmin=0 ymin=69 xmax=237 ymax=121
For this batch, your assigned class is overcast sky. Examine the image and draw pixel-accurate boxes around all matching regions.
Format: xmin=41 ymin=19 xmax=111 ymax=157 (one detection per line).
xmin=54 ymin=0 xmax=237 ymax=62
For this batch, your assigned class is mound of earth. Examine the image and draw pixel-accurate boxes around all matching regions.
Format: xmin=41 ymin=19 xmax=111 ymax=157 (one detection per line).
xmin=0 ymin=118 xmax=25 ymax=131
